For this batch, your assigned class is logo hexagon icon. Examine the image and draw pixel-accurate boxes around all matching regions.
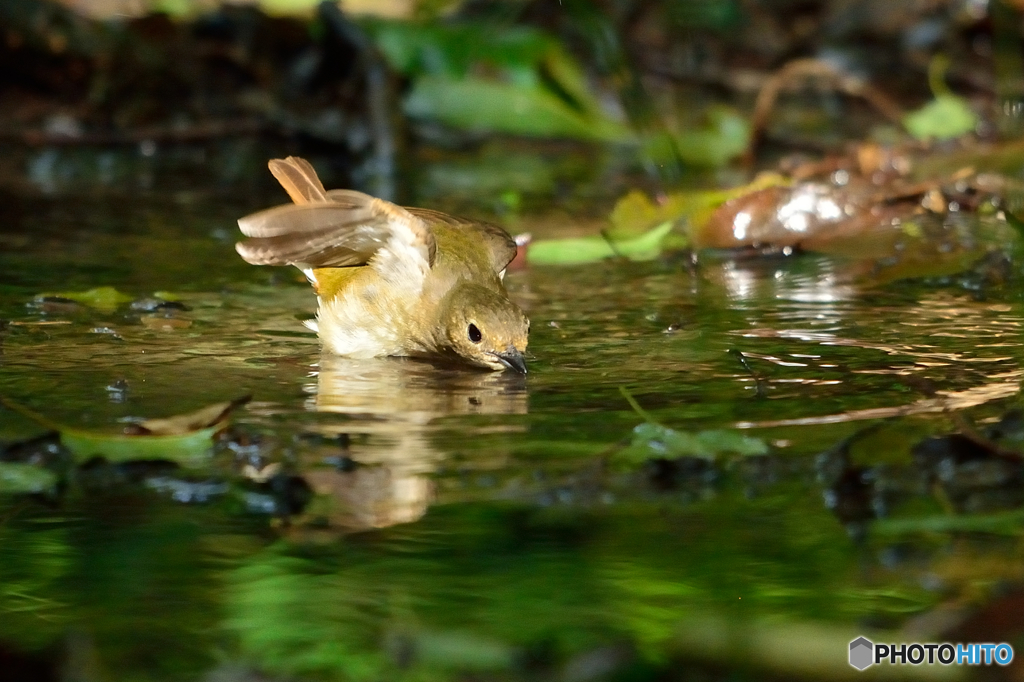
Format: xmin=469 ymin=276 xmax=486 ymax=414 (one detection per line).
xmin=849 ymin=636 xmax=874 ymax=670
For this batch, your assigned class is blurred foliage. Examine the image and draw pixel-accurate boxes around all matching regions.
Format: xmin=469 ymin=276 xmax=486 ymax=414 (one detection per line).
xmin=0 ymin=462 xmax=58 ymax=494
xmin=642 ymin=107 xmax=751 ymax=169
xmin=366 ymin=19 xmax=631 ymax=141
xmin=527 ymin=173 xmax=789 ymax=265
xmin=903 ymin=56 xmax=979 ymax=141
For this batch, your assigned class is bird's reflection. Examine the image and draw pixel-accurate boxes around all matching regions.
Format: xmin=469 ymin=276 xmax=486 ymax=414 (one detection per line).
xmin=300 ymin=354 xmax=527 ymax=531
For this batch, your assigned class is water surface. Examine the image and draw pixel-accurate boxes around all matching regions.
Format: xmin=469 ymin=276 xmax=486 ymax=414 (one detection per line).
xmin=2 ymin=150 xmax=1023 ymax=680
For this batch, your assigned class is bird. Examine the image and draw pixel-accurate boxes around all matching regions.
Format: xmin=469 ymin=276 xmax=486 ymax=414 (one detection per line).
xmin=235 ymin=157 xmax=529 ymax=373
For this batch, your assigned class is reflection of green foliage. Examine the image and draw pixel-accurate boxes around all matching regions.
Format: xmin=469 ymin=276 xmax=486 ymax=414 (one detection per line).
xmin=0 ymin=524 xmax=73 ymax=650
xmin=225 ymin=499 xmax=935 ymax=679
xmin=0 ymin=462 xmax=58 ymax=494
xmin=227 ymin=555 xmax=388 ymax=679
xmin=0 ymin=506 xmax=234 ymax=678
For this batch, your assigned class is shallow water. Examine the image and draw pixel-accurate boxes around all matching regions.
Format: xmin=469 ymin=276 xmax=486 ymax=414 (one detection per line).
xmin=3 ymin=149 xmax=1024 ymax=680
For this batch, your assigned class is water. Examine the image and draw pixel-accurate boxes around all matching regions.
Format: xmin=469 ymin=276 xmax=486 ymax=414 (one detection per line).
xmin=2 ymin=147 xmax=1024 ymax=680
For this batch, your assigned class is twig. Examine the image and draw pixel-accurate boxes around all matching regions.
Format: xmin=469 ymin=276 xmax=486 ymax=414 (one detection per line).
xmin=747 ymin=58 xmax=906 ymax=164
xmin=618 ymin=386 xmax=661 ymax=425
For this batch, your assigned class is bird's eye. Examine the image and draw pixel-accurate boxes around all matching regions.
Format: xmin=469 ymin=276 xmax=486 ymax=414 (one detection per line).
xmin=468 ymin=323 xmax=482 ymax=343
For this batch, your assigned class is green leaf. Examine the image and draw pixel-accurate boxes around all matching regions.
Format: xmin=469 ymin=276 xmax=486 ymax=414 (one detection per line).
xmin=404 ymin=76 xmax=630 ymax=142
xmin=365 ymin=20 xmax=630 ymax=142
xmin=608 ymin=191 xmax=664 ymax=240
xmin=615 ymin=422 xmax=768 ymax=466
xmin=60 ymin=427 xmax=222 ymax=466
xmin=673 ymin=107 xmax=751 ymax=168
xmin=527 ymin=221 xmax=675 ymax=266
xmin=903 ymin=94 xmax=977 ymax=141
xmin=603 ymin=173 xmax=791 ymax=252
xmin=0 ymin=396 xmax=249 ymax=467
xmin=0 ymin=462 xmax=58 ymax=495
xmin=366 ymin=21 xmax=553 ymax=78
xmin=640 ymin=107 xmax=750 ymax=169
xmin=37 ymin=286 xmax=132 ymax=313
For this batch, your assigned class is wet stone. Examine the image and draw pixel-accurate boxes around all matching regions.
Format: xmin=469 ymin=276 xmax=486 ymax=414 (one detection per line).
xmin=28 ymin=296 xmax=84 ymax=315
xmin=130 ymin=297 xmax=191 ymax=312
xmin=145 ymin=476 xmax=229 ymax=503
xmin=1 ymin=432 xmax=65 ymax=467
xmin=78 ymin=459 xmax=181 ymax=489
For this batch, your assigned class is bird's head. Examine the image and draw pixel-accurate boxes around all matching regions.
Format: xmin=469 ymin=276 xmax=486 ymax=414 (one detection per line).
xmin=440 ymin=284 xmax=529 ymax=373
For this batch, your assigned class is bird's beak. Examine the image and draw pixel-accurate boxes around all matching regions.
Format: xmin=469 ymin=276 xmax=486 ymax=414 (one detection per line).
xmin=492 ymin=348 xmax=527 ymax=374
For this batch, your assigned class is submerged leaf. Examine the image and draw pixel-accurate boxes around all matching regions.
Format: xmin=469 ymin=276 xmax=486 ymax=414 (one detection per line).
xmin=620 ymin=423 xmax=768 ymax=464
xmin=36 ymin=286 xmax=133 ymax=313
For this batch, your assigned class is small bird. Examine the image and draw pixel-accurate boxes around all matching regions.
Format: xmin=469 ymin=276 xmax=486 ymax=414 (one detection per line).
xmin=236 ymin=157 xmax=529 ymax=373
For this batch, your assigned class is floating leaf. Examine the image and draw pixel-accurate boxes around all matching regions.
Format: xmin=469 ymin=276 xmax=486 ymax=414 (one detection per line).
xmin=0 ymin=462 xmax=58 ymax=495
xmin=36 ymin=286 xmax=132 ymax=313
xmin=0 ymin=396 xmax=251 ymax=466
xmin=529 ymin=173 xmax=791 ymax=265
xmin=527 ymin=221 xmax=674 ymax=266
xmin=608 ymin=191 xmax=664 ymax=240
xmin=128 ymin=398 xmax=251 ymax=436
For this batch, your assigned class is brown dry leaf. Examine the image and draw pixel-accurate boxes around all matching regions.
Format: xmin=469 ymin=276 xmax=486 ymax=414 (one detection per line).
xmin=128 ymin=395 xmax=252 ymax=436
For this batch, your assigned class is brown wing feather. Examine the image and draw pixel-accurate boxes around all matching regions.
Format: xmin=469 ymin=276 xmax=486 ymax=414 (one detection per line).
xmin=237 ymin=172 xmax=435 ymax=269
xmin=268 ymin=157 xmax=329 ymax=204
xmin=236 ymin=226 xmax=378 ymax=267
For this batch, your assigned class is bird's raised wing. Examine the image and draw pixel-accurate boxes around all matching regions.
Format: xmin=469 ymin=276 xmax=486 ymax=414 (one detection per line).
xmin=268 ymin=156 xmax=329 ymax=204
xmin=405 ymin=207 xmax=517 ymax=275
xmin=236 ymin=160 xmax=436 ymax=272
